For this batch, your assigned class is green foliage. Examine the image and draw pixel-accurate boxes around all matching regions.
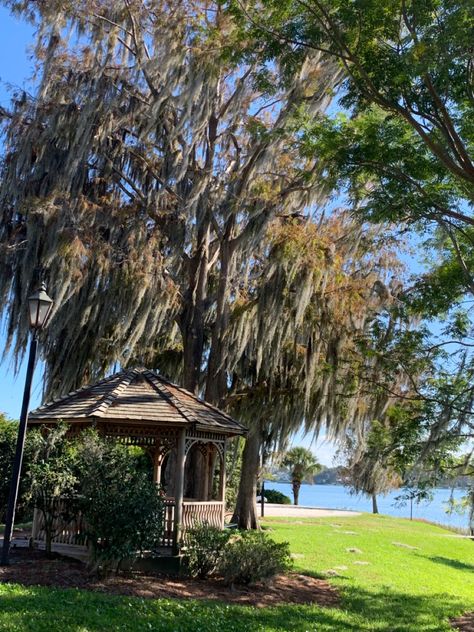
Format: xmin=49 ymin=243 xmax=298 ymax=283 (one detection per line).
xmin=340 ymin=415 xmax=403 ymax=509
xmin=0 ymin=414 xmax=38 ymax=523
xmin=75 ymin=432 xmax=164 ymax=572
xmin=283 ymin=447 xmax=321 ymax=504
xmin=394 ymin=485 xmax=434 ymax=517
xmin=225 ymin=437 xmax=243 ymax=510
xmin=283 ymin=447 xmax=321 ymax=483
xmin=26 ymin=425 xmax=78 ymax=556
xmin=231 ymin=0 xmax=474 ymax=323
xmin=262 ymin=488 xmax=291 ymax=504
xmin=0 ymin=415 xmax=19 ymax=523
xmin=218 ymin=531 xmax=292 ymax=586
xmin=184 ymin=522 xmax=232 ymax=579
xmin=234 ymin=0 xmax=473 ymax=195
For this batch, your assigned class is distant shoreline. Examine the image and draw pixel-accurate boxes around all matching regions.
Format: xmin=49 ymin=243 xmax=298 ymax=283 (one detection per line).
xmin=267 ymin=480 xmax=469 ymax=490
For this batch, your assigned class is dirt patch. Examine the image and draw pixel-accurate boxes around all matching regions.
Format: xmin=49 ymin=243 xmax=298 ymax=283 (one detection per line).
xmin=451 ymin=612 xmax=474 ymax=632
xmin=392 ymin=542 xmax=419 ymax=550
xmin=0 ymin=548 xmax=340 ymax=608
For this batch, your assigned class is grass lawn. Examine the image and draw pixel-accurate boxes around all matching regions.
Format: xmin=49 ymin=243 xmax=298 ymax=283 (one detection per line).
xmin=0 ymin=522 xmax=32 ymax=535
xmin=0 ymin=514 xmax=473 ymax=631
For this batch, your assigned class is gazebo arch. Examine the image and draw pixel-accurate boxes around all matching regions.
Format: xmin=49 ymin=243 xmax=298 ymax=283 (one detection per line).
xmin=27 ymin=367 xmax=247 ymax=557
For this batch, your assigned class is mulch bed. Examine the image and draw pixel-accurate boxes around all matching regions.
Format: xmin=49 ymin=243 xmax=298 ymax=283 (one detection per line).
xmin=452 ymin=613 xmax=474 ymax=632
xmin=0 ymin=547 xmax=340 ymax=608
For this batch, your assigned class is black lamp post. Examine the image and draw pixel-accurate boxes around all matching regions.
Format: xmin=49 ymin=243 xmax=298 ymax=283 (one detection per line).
xmin=1 ymin=283 xmax=53 ymax=565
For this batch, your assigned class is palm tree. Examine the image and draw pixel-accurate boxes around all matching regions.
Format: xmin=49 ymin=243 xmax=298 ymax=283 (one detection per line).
xmin=283 ymin=447 xmax=321 ymax=506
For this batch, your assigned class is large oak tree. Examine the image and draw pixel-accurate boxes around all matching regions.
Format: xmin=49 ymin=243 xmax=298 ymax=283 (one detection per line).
xmin=0 ymin=0 xmax=403 ymax=526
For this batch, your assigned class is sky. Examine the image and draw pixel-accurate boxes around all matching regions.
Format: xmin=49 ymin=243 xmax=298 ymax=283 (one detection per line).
xmin=0 ymin=8 xmax=45 ymax=420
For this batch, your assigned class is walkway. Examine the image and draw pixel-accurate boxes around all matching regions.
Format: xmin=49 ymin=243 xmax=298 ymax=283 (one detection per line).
xmin=262 ymin=503 xmax=361 ymax=518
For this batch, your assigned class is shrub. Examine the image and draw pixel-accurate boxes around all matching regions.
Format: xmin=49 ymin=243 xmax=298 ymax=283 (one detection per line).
xmin=27 ymin=425 xmax=78 ymax=557
xmin=75 ymin=432 xmax=164 ymax=573
xmin=218 ymin=530 xmax=292 ymax=585
xmin=184 ymin=522 xmax=231 ymax=578
xmin=262 ymin=489 xmax=291 ymax=504
xmin=1 ymin=416 xmax=40 ymax=523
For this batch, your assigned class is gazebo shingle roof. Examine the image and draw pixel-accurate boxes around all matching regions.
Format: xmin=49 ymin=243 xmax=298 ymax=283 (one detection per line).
xmin=29 ymin=367 xmax=246 ymax=435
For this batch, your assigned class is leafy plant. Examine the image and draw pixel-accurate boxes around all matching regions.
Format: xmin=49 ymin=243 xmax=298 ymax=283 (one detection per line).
xmin=225 ymin=437 xmax=243 ymax=510
xmin=261 ymin=488 xmax=291 ymax=505
xmin=283 ymin=447 xmax=321 ymax=505
xmin=394 ymin=485 xmax=435 ymax=521
xmin=218 ymin=531 xmax=292 ymax=585
xmin=75 ymin=432 xmax=164 ymax=574
xmin=27 ymin=425 xmax=78 ymax=557
xmin=184 ymin=522 xmax=231 ymax=579
xmin=0 ymin=415 xmax=39 ymax=523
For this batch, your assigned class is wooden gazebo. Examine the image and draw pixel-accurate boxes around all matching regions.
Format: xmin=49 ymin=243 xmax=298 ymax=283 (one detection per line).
xmin=28 ymin=367 xmax=247 ymax=557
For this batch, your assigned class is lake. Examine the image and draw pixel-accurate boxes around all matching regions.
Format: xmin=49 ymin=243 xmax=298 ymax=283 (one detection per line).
xmin=264 ymin=481 xmax=470 ymax=530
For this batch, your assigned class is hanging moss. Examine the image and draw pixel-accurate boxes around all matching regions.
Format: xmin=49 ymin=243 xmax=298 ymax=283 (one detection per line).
xmin=0 ymin=2 xmax=407 ymax=458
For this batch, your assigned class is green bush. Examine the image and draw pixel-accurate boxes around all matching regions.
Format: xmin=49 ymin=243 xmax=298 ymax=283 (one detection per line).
xmin=75 ymin=432 xmax=164 ymax=573
xmin=218 ymin=530 xmax=292 ymax=585
xmin=1 ymin=416 xmax=39 ymax=523
xmin=27 ymin=425 xmax=78 ymax=558
xmin=262 ymin=488 xmax=291 ymax=504
xmin=184 ymin=522 xmax=231 ymax=578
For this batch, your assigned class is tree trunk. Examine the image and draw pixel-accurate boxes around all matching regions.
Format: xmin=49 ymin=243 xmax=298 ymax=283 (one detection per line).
xmin=180 ymin=224 xmax=210 ymax=393
xmin=372 ymin=493 xmax=379 ymax=514
xmin=232 ymin=429 xmax=261 ymax=529
xmin=205 ymin=227 xmax=235 ymax=405
xmin=293 ymin=481 xmax=301 ymax=506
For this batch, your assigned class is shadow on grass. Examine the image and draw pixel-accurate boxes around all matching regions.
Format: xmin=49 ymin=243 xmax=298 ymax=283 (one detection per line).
xmin=0 ymin=581 xmax=471 ymax=631
xmin=421 ymin=555 xmax=474 ymax=573
xmin=341 ymin=584 xmax=469 ymax=632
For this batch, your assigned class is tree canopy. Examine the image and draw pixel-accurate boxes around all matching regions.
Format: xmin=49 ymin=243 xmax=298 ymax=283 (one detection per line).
xmin=228 ymin=0 xmax=474 ymax=515
xmin=0 ymin=1 xmax=413 ymax=527
xmin=232 ymin=0 xmax=473 ymax=298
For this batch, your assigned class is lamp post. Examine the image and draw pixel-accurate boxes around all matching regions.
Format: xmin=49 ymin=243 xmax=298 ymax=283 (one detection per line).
xmin=1 ymin=283 xmax=53 ymax=565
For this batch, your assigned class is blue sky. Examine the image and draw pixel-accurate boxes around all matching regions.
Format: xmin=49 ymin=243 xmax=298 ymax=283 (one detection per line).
xmin=0 ymin=8 xmax=43 ymax=420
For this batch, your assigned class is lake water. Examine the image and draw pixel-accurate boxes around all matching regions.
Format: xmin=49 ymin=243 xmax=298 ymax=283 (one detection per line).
xmin=265 ymin=481 xmax=470 ymax=530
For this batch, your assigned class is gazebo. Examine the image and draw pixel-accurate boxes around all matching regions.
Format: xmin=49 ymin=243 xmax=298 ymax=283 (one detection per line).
xmin=27 ymin=367 xmax=247 ymax=557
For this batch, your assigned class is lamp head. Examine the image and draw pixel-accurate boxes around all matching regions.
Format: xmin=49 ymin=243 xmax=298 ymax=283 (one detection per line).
xmin=28 ymin=282 xmax=54 ymax=329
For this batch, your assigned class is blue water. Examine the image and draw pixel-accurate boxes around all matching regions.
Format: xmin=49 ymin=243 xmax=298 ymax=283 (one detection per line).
xmin=265 ymin=482 xmax=470 ymax=530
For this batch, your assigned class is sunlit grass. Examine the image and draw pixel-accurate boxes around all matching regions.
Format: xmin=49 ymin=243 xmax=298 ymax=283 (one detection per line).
xmin=0 ymin=514 xmax=473 ymax=631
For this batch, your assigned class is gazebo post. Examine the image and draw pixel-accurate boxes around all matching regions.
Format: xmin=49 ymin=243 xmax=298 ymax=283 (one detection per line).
xmin=208 ymin=448 xmax=218 ymax=501
xmin=152 ymin=450 xmax=162 ymax=485
xmin=220 ymin=444 xmax=226 ymax=528
xmin=173 ymin=428 xmax=186 ymax=555
xmin=202 ymin=447 xmax=210 ymax=501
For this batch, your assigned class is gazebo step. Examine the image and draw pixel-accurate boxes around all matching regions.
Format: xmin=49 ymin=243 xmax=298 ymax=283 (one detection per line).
xmin=31 ymin=539 xmax=183 ymax=573
xmin=130 ymin=553 xmax=184 ymax=575
xmin=33 ymin=541 xmax=90 ymax=562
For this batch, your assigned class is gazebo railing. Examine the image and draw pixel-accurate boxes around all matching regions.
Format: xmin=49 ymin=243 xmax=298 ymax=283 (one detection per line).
xmin=161 ymin=498 xmax=176 ymax=547
xmin=32 ymin=500 xmax=87 ymax=547
xmin=31 ymin=498 xmax=224 ymax=554
xmin=182 ymin=500 xmax=224 ymax=530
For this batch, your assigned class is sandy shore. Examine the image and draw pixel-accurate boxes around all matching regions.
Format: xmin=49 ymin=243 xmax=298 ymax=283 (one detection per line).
xmin=261 ymin=503 xmax=361 ymax=518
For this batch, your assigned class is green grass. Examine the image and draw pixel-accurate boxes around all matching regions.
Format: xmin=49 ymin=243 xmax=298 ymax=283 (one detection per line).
xmin=264 ymin=513 xmax=474 ymax=630
xmin=0 ymin=514 xmax=473 ymax=631
xmin=0 ymin=522 xmax=32 ymax=535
